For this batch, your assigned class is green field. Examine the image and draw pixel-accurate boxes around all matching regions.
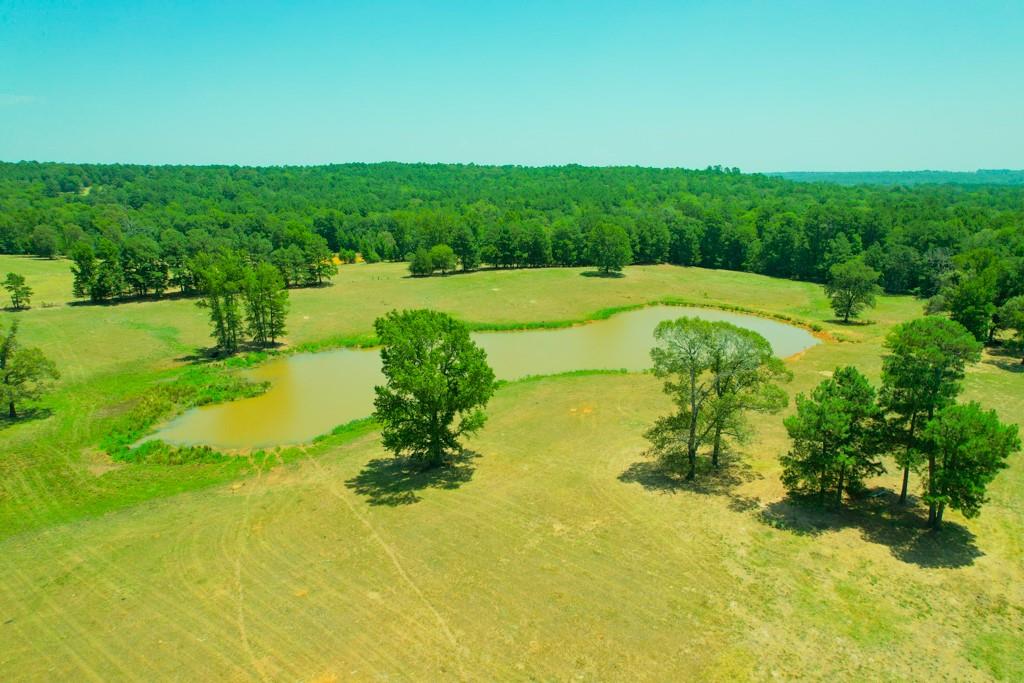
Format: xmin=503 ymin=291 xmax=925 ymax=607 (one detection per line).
xmin=1 ymin=257 xmax=1022 ymax=680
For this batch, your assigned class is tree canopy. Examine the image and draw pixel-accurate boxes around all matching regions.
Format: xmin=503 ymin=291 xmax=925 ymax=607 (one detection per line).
xmin=825 ymin=258 xmax=881 ymax=323
xmin=0 ymin=321 xmax=60 ymax=418
xmin=647 ymin=317 xmax=788 ymax=479
xmin=878 ymin=316 xmax=982 ymax=515
xmin=781 ymin=366 xmax=883 ymax=506
xmin=373 ymin=309 xmax=496 ymax=469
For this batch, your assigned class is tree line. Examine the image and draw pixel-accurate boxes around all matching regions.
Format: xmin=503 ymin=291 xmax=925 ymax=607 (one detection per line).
xmin=1 ymin=162 xmax=1022 ymax=300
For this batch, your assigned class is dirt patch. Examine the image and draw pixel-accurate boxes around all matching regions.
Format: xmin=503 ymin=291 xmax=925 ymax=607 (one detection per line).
xmin=81 ymin=448 xmax=124 ymax=477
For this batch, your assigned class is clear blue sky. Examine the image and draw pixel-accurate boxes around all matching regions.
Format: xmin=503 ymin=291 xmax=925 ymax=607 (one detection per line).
xmin=1 ymin=0 xmax=1021 ymax=171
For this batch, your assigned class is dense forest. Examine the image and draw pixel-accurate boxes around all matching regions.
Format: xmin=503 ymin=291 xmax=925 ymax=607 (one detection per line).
xmin=1 ymin=162 xmax=1022 ymax=328
xmin=777 ymin=169 xmax=1024 ymax=186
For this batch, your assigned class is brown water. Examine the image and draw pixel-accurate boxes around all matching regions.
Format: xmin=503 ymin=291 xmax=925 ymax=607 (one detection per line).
xmin=151 ymin=306 xmax=818 ymax=450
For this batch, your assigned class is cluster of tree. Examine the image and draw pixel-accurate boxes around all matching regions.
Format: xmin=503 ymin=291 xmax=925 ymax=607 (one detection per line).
xmin=645 ymin=317 xmax=791 ymax=480
xmin=3 ymin=273 xmax=32 ymax=310
xmin=1 ymin=162 xmax=1021 ymax=297
xmin=68 ymin=229 xmax=335 ymax=303
xmin=781 ymin=317 xmax=1020 ymax=528
xmin=195 ymin=254 xmax=290 ymax=355
xmin=921 ymin=244 xmax=1024 ymax=348
xmin=409 ymin=220 xmax=634 ymax=276
xmin=373 ymin=309 xmax=496 ymax=469
xmin=0 ymin=321 xmax=60 ymax=419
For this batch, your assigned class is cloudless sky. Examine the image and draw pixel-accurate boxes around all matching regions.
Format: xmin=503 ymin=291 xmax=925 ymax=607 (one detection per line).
xmin=1 ymin=0 xmax=1021 ymax=171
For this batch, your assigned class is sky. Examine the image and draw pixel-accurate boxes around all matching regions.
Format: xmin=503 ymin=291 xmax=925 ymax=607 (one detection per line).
xmin=1 ymin=0 xmax=1022 ymax=171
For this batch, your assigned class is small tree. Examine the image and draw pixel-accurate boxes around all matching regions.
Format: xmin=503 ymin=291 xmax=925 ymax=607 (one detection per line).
xmin=409 ymin=247 xmax=434 ymax=277
xmin=197 ymin=258 xmax=245 ymax=355
xmin=879 ymin=317 xmax=982 ymax=510
xmin=946 ymin=271 xmax=997 ymax=342
xmin=451 ymin=226 xmax=480 ymax=271
xmin=781 ymin=366 xmax=883 ymax=506
xmin=999 ymin=295 xmax=1024 ymax=363
xmin=646 ymin=317 xmax=717 ymax=479
xmin=825 ymin=259 xmax=881 ymax=323
xmin=704 ymin=325 xmax=790 ymax=467
xmin=587 ymin=223 xmax=632 ymax=275
xmin=3 ymin=273 xmax=32 ymax=310
xmin=428 ymin=244 xmax=457 ymax=275
xmin=0 ymin=321 xmax=60 ymax=418
xmin=30 ymin=226 xmax=59 ymax=259
xmin=243 ymin=262 xmax=289 ymax=346
xmin=69 ymin=242 xmax=97 ymax=300
xmin=921 ymin=402 xmax=1020 ymax=528
xmin=373 ymin=310 xmax=496 ymax=469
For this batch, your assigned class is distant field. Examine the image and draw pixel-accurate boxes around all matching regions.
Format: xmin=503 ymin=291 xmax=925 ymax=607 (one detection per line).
xmin=0 ymin=260 xmax=1021 ymax=680
xmin=0 ymin=255 xmax=75 ymax=308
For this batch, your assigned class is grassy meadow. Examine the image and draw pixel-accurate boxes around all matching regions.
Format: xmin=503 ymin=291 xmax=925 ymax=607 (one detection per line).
xmin=1 ymin=256 xmax=1022 ymax=680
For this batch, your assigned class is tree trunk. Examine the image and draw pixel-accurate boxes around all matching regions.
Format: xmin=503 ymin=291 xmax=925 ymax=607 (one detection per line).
xmin=835 ymin=465 xmax=845 ymax=508
xmin=8 ymin=401 xmax=15 ymax=419
xmin=927 ymin=452 xmax=937 ymax=526
xmin=711 ymin=426 xmax=722 ymax=468
xmin=935 ymin=502 xmax=945 ymax=527
xmin=898 ymin=465 xmax=910 ymax=504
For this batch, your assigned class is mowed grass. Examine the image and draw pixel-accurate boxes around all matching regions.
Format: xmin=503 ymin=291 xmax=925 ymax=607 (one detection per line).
xmin=0 ymin=257 xmax=1022 ymax=680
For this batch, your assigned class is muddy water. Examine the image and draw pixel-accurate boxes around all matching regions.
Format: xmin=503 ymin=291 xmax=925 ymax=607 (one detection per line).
xmin=151 ymin=306 xmax=818 ymax=449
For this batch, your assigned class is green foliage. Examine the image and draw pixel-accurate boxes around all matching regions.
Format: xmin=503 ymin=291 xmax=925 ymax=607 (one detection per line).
xmin=243 ymin=262 xmax=289 ymax=345
xmin=197 ymin=255 xmax=246 ymax=354
xmin=588 ymin=222 xmax=632 ymax=274
xmin=451 ymin=225 xmax=480 ymax=270
xmin=409 ymin=247 xmax=434 ymax=277
xmin=946 ymin=271 xmax=997 ymax=341
xmin=825 ymin=258 xmax=881 ymax=322
xmin=647 ymin=317 xmax=788 ymax=479
xmin=1000 ymin=295 xmax=1024 ymax=362
xmin=30 ymin=225 xmax=59 ymax=258
xmin=373 ymin=309 xmax=496 ymax=469
xmin=1 ymin=163 xmax=1022 ymax=302
xmin=879 ymin=316 xmax=982 ymax=505
xmin=428 ymin=244 xmax=457 ymax=274
xmin=921 ymin=402 xmax=1020 ymax=525
xmin=0 ymin=320 xmax=60 ymax=418
xmin=781 ymin=366 xmax=883 ymax=506
xmin=3 ymin=272 xmax=32 ymax=309
xmin=198 ymin=254 xmax=290 ymax=353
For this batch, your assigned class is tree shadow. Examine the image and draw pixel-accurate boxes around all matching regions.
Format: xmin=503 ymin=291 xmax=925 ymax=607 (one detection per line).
xmin=580 ymin=270 xmax=625 ymax=279
xmin=345 ymin=449 xmax=480 ymax=506
xmin=983 ymin=345 xmax=1024 ymax=373
xmin=758 ymin=490 xmax=983 ymax=568
xmin=175 ymin=340 xmax=286 ymax=365
xmin=618 ymin=454 xmax=761 ymax=498
xmin=825 ymin=318 xmax=874 ymax=326
xmin=0 ymin=407 xmax=54 ymax=431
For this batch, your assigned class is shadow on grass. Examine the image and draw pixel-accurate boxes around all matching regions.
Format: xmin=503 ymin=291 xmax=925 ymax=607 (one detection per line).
xmin=0 ymin=407 xmax=54 ymax=431
xmin=983 ymin=345 xmax=1024 ymax=373
xmin=580 ymin=270 xmax=625 ymax=279
xmin=825 ymin=318 xmax=874 ymax=326
xmin=618 ymin=454 xmax=760 ymax=498
xmin=175 ymin=341 xmax=286 ymax=365
xmin=759 ymin=489 xmax=983 ymax=568
xmin=345 ymin=449 xmax=480 ymax=506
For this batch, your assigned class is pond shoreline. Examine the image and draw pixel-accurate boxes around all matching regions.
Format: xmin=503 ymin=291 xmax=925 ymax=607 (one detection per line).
xmin=142 ymin=303 xmax=822 ymax=452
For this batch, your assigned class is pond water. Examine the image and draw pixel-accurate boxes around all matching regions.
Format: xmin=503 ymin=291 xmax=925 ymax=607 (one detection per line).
xmin=150 ymin=306 xmax=818 ymax=450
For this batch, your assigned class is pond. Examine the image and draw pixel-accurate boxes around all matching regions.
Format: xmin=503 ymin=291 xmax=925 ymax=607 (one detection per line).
xmin=150 ymin=305 xmax=819 ymax=450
